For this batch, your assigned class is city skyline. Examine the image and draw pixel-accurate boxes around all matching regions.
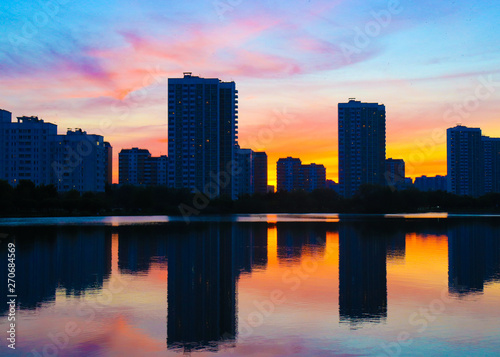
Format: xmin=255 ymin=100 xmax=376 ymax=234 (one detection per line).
xmin=1 ymin=1 xmax=500 ymax=186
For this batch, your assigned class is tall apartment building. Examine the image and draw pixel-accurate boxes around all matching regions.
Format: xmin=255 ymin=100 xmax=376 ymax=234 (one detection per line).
xmin=253 ymin=151 xmax=268 ymax=195
xmin=168 ymin=73 xmax=238 ymax=199
xmin=301 ymin=163 xmax=326 ymax=192
xmin=52 ymin=129 xmax=106 ymax=192
xmin=277 ymin=157 xmax=302 ymax=192
xmin=119 ymin=148 xmax=151 ymax=185
xmin=0 ymin=110 xmax=108 ymax=192
xmin=338 ymin=99 xmax=386 ymax=197
xmin=0 ymin=112 xmax=57 ymax=186
xmin=482 ymin=136 xmax=500 ymax=194
xmin=447 ymin=126 xmax=484 ymax=197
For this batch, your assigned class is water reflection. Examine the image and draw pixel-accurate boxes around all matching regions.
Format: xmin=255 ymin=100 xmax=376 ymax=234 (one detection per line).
xmin=277 ymin=223 xmax=327 ymax=263
xmin=448 ymin=222 xmax=500 ymax=296
xmin=339 ymin=224 xmax=388 ymax=327
xmin=0 ymin=227 xmax=111 ymax=313
xmin=0 ymin=217 xmax=499 ymax=355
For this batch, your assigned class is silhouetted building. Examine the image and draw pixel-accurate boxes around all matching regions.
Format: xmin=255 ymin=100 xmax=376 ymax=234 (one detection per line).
xmin=414 ymin=175 xmax=447 ymax=192
xmin=168 ymin=73 xmax=238 ymax=199
xmin=301 ymin=163 xmax=326 ymax=191
xmin=482 ymin=136 xmax=500 ymax=194
xmin=0 ymin=113 xmax=57 ymax=186
xmin=385 ymin=158 xmax=405 ymax=187
xmin=447 ymin=126 xmax=484 ymax=197
xmin=236 ymin=147 xmax=253 ymax=197
xmin=277 ymin=157 xmax=302 ymax=191
xmin=253 ymin=151 xmax=268 ymax=194
xmin=52 ymin=129 xmax=106 ymax=192
xmin=339 ymin=99 xmax=386 ymax=197
xmin=326 ymin=179 xmax=340 ymax=193
xmin=145 ymin=155 xmax=168 ymax=185
xmin=104 ymin=141 xmax=113 ymax=184
xmin=0 ymin=111 xmax=109 ymax=192
xmin=119 ymin=148 xmax=151 ymax=185
xmin=267 ymin=185 xmax=275 ymax=193
xmin=339 ymin=224 xmax=387 ymax=326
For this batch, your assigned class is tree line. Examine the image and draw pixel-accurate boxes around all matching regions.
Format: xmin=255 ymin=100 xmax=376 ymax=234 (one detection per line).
xmin=0 ymin=180 xmax=499 ymax=217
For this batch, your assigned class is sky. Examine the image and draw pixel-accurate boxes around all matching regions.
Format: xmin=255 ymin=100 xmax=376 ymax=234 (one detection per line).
xmin=1 ymin=0 xmax=500 ymax=186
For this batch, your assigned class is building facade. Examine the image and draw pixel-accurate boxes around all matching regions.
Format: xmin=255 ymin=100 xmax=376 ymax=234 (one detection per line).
xmin=0 ymin=110 xmax=108 ymax=192
xmin=168 ymin=73 xmax=238 ymax=199
xmin=301 ymin=163 xmax=326 ymax=192
xmin=104 ymin=142 xmax=113 ymax=185
xmin=447 ymin=126 xmax=484 ymax=197
xmin=482 ymin=136 xmax=500 ymax=194
xmin=277 ymin=157 xmax=302 ymax=192
xmin=253 ymin=151 xmax=268 ymax=195
xmin=52 ymin=129 xmax=106 ymax=192
xmin=384 ymin=158 xmax=405 ymax=187
xmin=338 ymin=99 xmax=386 ymax=197
xmin=145 ymin=155 xmax=168 ymax=186
xmin=414 ymin=175 xmax=448 ymax=192
xmin=235 ymin=148 xmax=253 ymax=197
xmin=0 ymin=112 xmax=57 ymax=186
xmin=119 ymin=148 xmax=151 ymax=185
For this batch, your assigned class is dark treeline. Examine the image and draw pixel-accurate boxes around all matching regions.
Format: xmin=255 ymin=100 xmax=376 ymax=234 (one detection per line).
xmin=1 ymin=180 xmax=500 ymax=217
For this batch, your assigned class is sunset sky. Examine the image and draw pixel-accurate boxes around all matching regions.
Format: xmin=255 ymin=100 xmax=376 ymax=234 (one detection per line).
xmin=1 ymin=0 xmax=500 ymax=185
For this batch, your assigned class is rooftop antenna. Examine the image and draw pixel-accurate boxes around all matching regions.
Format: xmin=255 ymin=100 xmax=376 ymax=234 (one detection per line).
xmin=349 ymin=97 xmax=356 ymax=101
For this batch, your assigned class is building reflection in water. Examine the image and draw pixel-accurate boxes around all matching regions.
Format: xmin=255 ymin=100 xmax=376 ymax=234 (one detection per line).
xmin=0 ymin=227 xmax=112 ymax=313
xmin=448 ymin=220 xmax=500 ymax=296
xmin=117 ymin=226 xmax=168 ymax=273
xmin=166 ymin=222 xmax=268 ymax=352
xmin=338 ymin=223 xmax=389 ymax=327
xmin=276 ymin=222 xmax=327 ymax=263
xmin=1 ymin=217 xmax=499 ymax=349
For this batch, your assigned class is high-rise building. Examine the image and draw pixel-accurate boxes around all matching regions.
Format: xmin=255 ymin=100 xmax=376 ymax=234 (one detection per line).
xmin=253 ymin=151 xmax=268 ymax=195
xmin=447 ymin=126 xmax=484 ymax=197
xmin=52 ymin=129 xmax=106 ymax=192
xmin=338 ymin=99 xmax=386 ymax=197
xmin=277 ymin=157 xmax=302 ymax=192
xmin=119 ymin=148 xmax=151 ymax=185
xmin=482 ymin=136 xmax=500 ymax=194
xmin=0 ymin=114 xmax=58 ymax=186
xmin=103 ymin=142 xmax=113 ymax=185
xmin=168 ymin=73 xmax=238 ymax=199
xmin=301 ymin=163 xmax=326 ymax=192
xmin=384 ymin=158 xmax=405 ymax=187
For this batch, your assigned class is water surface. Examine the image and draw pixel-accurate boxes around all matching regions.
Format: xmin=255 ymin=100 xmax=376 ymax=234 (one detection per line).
xmin=0 ymin=215 xmax=499 ymax=356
